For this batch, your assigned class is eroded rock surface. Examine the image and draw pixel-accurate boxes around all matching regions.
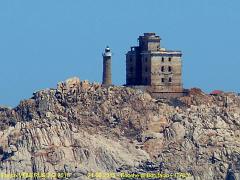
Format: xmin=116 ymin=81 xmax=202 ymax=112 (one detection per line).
xmin=0 ymin=78 xmax=240 ymax=179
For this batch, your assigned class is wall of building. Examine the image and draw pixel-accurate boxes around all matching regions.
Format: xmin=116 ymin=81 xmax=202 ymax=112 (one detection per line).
xmin=128 ymin=85 xmax=186 ymax=99
xmin=126 ymin=33 xmax=184 ymax=98
xmin=139 ymin=38 xmax=160 ymax=52
xmin=141 ymin=54 xmax=151 ymax=85
xmin=150 ymin=55 xmax=182 ymax=92
xmin=126 ymin=52 xmax=136 ymax=85
xmin=147 ymin=42 xmax=160 ymax=51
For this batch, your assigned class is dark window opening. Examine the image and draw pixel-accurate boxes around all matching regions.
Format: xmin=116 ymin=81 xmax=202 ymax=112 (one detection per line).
xmin=161 ymin=66 xmax=164 ymax=72
xmin=130 ymin=67 xmax=133 ymax=72
xmin=161 ymin=78 xmax=165 ymax=83
xmin=130 ymin=58 xmax=132 ymax=62
xmin=168 ymin=66 xmax=172 ymax=72
xmin=169 ymin=77 xmax=172 ymax=82
xmin=145 ymin=67 xmax=148 ymax=72
xmin=169 ymin=57 xmax=172 ymax=62
xmin=162 ymin=57 xmax=164 ymax=62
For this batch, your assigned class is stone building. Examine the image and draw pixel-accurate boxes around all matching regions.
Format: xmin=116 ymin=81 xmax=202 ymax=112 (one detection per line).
xmin=126 ymin=33 xmax=184 ymax=98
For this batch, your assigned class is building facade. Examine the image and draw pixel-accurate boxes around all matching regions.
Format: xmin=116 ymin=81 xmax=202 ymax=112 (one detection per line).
xmin=126 ymin=33 xmax=184 ymax=98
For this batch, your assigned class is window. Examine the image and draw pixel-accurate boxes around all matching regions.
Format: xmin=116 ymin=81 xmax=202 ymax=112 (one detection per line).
xmin=161 ymin=78 xmax=165 ymax=83
xmin=169 ymin=57 xmax=172 ymax=62
xmin=162 ymin=57 xmax=164 ymax=62
xmin=145 ymin=67 xmax=148 ymax=72
xmin=130 ymin=67 xmax=133 ymax=72
xmin=168 ymin=66 xmax=172 ymax=72
xmin=161 ymin=66 xmax=164 ymax=72
xmin=130 ymin=58 xmax=132 ymax=62
xmin=169 ymin=77 xmax=172 ymax=82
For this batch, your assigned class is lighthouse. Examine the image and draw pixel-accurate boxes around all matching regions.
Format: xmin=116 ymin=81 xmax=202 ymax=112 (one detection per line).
xmin=102 ymin=46 xmax=112 ymax=85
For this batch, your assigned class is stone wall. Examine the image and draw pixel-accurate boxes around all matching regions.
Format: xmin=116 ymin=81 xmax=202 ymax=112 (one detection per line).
xmin=141 ymin=53 xmax=151 ymax=85
xmin=126 ymin=52 xmax=137 ymax=85
xmin=126 ymin=33 xmax=183 ymax=97
xmin=150 ymin=55 xmax=182 ymax=88
xmin=102 ymin=56 xmax=112 ymax=85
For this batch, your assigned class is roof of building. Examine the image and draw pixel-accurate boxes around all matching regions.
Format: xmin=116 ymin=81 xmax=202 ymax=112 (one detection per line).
xmin=141 ymin=50 xmax=182 ymax=56
xmin=144 ymin=32 xmax=156 ymax=36
xmin=210 ymin=90 xmax=224 ymax=95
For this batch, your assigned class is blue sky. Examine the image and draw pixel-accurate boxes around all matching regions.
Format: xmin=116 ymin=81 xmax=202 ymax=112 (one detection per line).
xmin=0 ymin=0 xmax=239 ymax=107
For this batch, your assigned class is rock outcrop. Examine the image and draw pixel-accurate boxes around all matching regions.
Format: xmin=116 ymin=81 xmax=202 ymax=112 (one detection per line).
xmin=0 ymin=77 xmax=240 ymax=180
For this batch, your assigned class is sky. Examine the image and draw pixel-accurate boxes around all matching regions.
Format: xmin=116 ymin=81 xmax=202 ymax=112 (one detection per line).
xmin=0 ymin=0 xmax=240 ymax=107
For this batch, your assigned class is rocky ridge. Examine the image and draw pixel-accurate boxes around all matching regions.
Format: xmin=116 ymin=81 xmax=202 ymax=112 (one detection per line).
xmin=0 ymin=77 xmax=240 ymax=180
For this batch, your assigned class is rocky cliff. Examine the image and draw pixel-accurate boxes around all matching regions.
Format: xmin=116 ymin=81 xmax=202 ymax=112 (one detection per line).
xmin=0 ymin=77 xmax=240 ymax=180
